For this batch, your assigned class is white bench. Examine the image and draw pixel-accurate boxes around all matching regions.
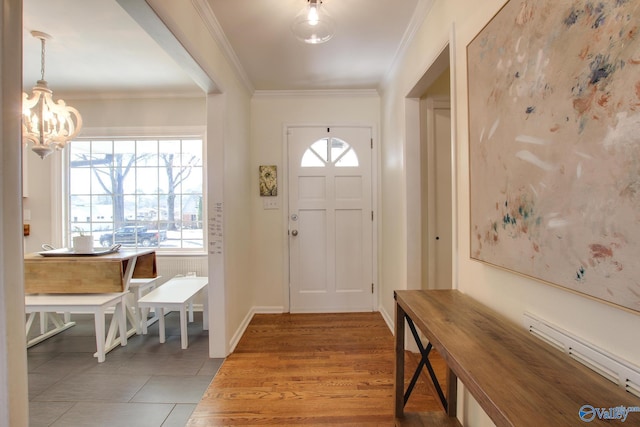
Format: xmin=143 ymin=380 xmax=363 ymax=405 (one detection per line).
xmin=25 ymin=292 xmax=128 ymax=362
xmin=137 ymin=276 xmax=208 ymax=349
xmin=129 ymin=276 xmax=162 ymax=333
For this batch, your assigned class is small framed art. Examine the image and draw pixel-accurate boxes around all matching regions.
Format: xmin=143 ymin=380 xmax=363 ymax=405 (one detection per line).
xmin=259 ymin=165 xmax=277 ymax=196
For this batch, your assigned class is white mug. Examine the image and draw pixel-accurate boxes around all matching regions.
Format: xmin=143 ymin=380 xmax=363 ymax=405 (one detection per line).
xmin=73 ymin=235 xmax=93 ymax=254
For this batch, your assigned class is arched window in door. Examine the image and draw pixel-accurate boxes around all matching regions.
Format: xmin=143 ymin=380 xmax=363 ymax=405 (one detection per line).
xmin=301 ymin=137 xmax=359 ymax=168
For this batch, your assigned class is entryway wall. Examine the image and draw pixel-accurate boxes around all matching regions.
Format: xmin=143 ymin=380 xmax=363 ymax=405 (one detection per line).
xmin=250 ymin=92 xmax=380 ymax=313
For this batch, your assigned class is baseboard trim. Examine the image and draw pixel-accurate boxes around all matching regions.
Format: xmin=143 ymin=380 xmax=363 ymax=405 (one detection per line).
xmin=228 ymin=306 xmax=284 ymax=353
xmin=379 ymin=304 xmax=394 ymax=334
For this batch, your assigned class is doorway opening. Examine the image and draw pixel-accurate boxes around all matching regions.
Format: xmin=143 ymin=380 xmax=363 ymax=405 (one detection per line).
xmin=406 ymin=44 xmax=454 ymax=291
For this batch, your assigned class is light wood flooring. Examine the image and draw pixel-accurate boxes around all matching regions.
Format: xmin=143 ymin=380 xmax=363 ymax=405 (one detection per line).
xmin=187 ymin=312 xmax=447 ymax=426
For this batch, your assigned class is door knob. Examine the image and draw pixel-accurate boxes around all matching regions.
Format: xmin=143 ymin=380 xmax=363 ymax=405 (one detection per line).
xmin=291 ymin=230 xmax=298 ymax=236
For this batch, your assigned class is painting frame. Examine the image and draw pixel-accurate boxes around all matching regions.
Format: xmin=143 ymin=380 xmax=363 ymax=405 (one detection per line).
xmin=467 ymin=0 xmax=640 ymax=313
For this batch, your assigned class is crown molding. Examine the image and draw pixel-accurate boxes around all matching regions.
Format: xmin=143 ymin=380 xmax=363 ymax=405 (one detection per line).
xmin=54 ymin=90 xmax=206 ymax=101
xmin=192 ymin=0 xmax=255 ymax=94
xmin=381 ymin=0 xmax=435 ymax=90
xmin=252 ymin=89 xmax=380 ymax=99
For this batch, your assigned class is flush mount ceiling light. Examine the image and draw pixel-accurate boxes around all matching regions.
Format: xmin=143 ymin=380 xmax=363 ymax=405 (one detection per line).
xmin=22 ymin=30 xmax=83 ymax=159
xmin=291 ymin=0 xmax=334 ymax=45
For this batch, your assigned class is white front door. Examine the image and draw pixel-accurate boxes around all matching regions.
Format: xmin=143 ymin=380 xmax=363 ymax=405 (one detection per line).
xmin=288 ymin=126 xmax=373 ymax=312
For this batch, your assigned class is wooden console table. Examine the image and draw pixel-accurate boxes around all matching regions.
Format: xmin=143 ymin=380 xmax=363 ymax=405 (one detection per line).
xmin=394 ymin=290 xmax=639 ymax=426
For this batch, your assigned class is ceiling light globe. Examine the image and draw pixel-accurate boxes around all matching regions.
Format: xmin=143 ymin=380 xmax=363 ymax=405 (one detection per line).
xmin=291 ymin=1 xmax=334 ymax=44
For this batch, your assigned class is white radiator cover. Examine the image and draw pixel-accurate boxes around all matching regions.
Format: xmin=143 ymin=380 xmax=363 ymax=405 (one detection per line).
xmin=155 ymin=255 xmax=208 ymax=283
xmin=523 ymin=312 xmax=640 ymax=398
xmin=154 ymin=255 xmax=209 ymax=307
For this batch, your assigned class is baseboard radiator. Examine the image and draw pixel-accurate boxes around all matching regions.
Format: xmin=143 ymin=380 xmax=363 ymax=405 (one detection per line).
xmin=155 ymin=255 xmax=208 ymax=284
xmin=523 ymin=312 xmax=640 ymax=398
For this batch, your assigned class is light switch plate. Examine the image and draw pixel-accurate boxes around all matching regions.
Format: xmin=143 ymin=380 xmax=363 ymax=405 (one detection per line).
xmin=263 ymin=198 xmax=279 ymax=210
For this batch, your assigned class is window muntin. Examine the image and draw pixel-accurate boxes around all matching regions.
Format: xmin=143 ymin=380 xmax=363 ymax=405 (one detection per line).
xmin=68 ymin=137 xmax=205 ymax=252
xmin=301 ymin=137 xmax=359 ymax=168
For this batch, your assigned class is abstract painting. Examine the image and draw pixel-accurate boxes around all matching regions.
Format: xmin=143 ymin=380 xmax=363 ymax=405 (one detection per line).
xmin=467 ymin=0 xmax=640 ymax=312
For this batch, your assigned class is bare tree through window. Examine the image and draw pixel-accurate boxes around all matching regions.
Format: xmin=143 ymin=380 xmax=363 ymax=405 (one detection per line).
xmin=68 ymin=138 xmax=204 ymax=250
xmin=160 ymin=153 xmax=198 ymax=231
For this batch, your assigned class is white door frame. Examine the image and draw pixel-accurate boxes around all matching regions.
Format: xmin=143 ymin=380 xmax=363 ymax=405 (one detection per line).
xmin=405 ymin=31 xmax=458 ymax=293
xmin=281 ymin=123 xmax=379 ymax=313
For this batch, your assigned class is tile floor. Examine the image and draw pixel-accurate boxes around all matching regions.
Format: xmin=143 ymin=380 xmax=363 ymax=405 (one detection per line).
xmin=27 ymin=311 xmax=223 ymax=427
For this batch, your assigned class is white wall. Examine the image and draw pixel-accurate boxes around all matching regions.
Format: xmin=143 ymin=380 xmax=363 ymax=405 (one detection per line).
xmin=214 ymin=89 xmax=252 ymax=349
xmin=1 ymin=0 xmax=30 ymax=424
xmin=22 ymin=152 xmax=53 ymax=253
xmin=381 ymin=1 xmax=640 ymax=426
xmin=68 ymin=96 xmax=206 ymax=130
xmin=147 ymin=0 xmax=253 ymax=353
xmin=250 ymin=92 xmax=380 ymax=311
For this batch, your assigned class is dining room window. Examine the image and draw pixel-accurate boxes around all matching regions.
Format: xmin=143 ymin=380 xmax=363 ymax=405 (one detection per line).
xmin=66 ymin=137 xmax=205 ymax=252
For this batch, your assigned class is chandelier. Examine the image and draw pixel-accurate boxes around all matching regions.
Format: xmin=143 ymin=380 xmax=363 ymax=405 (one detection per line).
xmin=22 ymin=31 xmax=82 ymax=159
xmin=291 ymin=0 xmax=334 ymax=45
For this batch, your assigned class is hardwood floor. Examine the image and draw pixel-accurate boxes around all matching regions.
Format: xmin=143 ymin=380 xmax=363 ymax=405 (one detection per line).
xmin=187 ymin=312 xmax=446 ymax=426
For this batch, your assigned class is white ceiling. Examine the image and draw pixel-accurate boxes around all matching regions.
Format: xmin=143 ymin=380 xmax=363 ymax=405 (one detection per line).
xmin=22 ymin=0 xmax=200 ymax=96
xmin=23 ymin=0 xmax=426 ymax=95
